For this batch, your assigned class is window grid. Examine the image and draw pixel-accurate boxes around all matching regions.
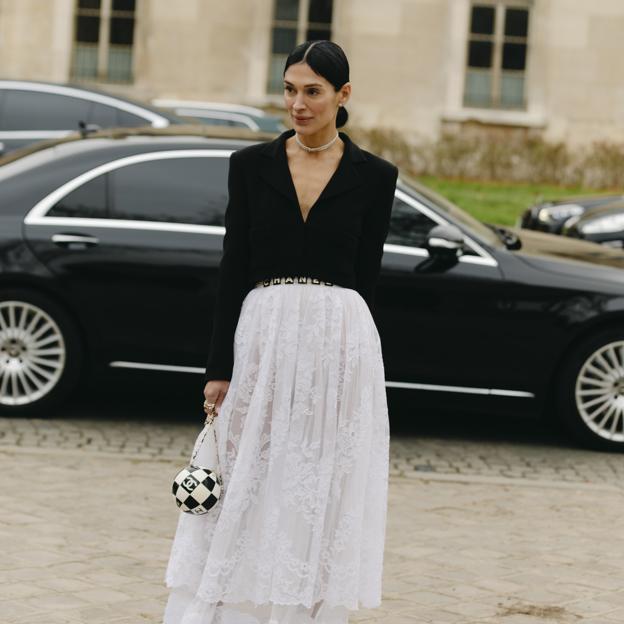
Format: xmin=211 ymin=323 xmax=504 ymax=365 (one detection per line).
xmin=267 ymin=0 xmax=333 ymax=95
xmin=463 ymin=1 xmax=529 ymax=110
xmin=70 ymin=0 xmax=136 ymax=84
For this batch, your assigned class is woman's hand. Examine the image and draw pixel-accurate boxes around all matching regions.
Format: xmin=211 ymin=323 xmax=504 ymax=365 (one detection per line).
xmin=203 ymin=379 xmax=230 ymax=417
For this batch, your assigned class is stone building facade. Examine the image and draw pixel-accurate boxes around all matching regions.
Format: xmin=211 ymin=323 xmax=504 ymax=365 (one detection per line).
xmin=0 ymin=0 xmax=622 ymax=147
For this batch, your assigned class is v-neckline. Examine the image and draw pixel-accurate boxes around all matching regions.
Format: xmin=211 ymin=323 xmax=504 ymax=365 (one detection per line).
xmin=282 ymin=130 xmax=348 ymax=226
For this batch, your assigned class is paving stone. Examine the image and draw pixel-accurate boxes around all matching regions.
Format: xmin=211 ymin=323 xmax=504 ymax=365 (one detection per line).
xmin=1 ymin=415 xmax=624 ymax=623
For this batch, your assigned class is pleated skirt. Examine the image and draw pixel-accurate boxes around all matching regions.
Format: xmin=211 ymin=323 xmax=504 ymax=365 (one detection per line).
xmin=163 ymin=279 xmax=390 ymax=623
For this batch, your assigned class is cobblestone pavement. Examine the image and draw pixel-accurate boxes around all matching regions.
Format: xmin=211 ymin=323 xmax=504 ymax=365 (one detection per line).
xmin=1 ymin=379 xmax=623 ymax=623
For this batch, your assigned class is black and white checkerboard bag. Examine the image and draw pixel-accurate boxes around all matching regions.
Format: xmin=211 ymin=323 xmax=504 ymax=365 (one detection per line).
xmin=172 ymin=412 xmax=223 ymax=515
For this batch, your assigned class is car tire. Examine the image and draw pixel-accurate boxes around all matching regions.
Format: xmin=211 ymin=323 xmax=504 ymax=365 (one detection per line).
xmin=0 ymin=288 xmax=85 ymax=416
xmin=555 ymin=327 xmax=624 ymax=452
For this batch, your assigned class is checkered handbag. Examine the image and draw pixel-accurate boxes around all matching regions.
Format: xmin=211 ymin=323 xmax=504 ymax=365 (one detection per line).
xmin=171 ymin=410 xmax=223 ymax=515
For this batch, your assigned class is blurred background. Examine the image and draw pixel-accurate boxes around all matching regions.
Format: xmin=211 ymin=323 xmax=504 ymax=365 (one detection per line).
xmin=3 ymin=6 xmax=624 ymax=622
xmin=1 ymin=0 xmax=624 ymax=449
xmin=1 ymin=0 xmax=624 ymax=218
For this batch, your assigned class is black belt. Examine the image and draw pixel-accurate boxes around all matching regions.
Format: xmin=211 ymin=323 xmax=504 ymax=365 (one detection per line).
xmin=254 ymin=275 xmax=334 ymax=288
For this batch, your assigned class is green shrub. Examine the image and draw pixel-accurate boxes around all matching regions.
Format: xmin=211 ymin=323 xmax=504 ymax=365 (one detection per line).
xmin=351 ymin=126 xmax=624 ymax=191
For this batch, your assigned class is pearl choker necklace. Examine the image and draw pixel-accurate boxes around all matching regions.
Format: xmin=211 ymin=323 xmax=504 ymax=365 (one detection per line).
xmin=295 ymin=132 xmax=340 ymax=152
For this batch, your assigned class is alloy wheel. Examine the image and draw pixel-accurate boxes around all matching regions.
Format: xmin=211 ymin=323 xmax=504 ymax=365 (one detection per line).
xmin=575 ymin=340 xmax=624 ymax=442
xmin=0 ymin=300 xmax=66 ymax=406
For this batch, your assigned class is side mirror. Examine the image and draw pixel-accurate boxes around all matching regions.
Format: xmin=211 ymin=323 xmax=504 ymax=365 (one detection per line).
xmin=0 ymin=141 xmax=4 ymax=156
xmin=426 ymin=224 xmax=464 ymax=256
xmin=415 ymin=224 xmax=465 ymax=273
xmin=78 ymin=120 xmax=101 ymax=138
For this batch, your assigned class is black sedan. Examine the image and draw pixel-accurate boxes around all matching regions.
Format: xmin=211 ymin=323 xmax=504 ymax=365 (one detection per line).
xmin=519 ymin=193 xmax=624 ymax=234
xmin=1 ymin=126 xmax=624 ymax=452
xmin=562 ymin=200 xmax=624 ymax=249
xmin=0 ymin=79 xmax=186 ymax=156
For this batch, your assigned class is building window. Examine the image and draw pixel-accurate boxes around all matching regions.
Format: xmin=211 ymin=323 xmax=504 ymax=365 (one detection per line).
xmin=267 ymin=0 xmax=333 ymax=94
xmin=70 ymin=0 xmax=136 ymax=84
xmin=463 ymin=2 xmax=530 ymax=109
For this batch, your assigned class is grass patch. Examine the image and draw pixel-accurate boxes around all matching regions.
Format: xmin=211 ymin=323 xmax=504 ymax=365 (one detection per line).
xmin=415 ymin=176 xmax=621 ymax=226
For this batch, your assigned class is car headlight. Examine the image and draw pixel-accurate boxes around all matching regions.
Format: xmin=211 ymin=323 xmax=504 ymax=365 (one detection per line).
xmin=581 ymin=213 xmax=624 ymax=235
xmin=537 ymin=203 xmax=584 ymax=224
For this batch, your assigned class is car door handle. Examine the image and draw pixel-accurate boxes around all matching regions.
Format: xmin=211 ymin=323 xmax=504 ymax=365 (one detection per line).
xmin=51 ymin=233 xmax=100 ymax=248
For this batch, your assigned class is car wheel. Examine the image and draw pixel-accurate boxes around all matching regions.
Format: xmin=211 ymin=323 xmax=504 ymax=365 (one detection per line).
xmin=555 ymin=327 xmax=624 ymax=452
xmin=0 ymin=288 xmax=84 ymax=415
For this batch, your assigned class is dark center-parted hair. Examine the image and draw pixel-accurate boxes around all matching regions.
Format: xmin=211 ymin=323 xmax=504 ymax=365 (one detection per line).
xmin=283 ymin=40 xmax=350 ymax=128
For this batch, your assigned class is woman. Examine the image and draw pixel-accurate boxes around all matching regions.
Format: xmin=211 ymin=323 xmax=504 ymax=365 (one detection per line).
xmin=164 ymin=39 xmax=398 ymax=624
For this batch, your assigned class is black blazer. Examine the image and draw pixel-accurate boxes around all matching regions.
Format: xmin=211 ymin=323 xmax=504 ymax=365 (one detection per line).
xmin=203 ymin=128 xmax=399 ymax=382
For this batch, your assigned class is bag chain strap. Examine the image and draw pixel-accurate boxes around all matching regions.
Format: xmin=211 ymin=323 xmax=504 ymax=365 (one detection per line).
xmin=189 ymin=410 xmax=222 ymax=474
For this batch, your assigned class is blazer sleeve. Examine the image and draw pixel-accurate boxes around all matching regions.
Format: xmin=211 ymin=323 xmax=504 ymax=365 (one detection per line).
xmin=203 ymin=150 xmax=250 ymax=384
xmin=354 ymin=163 xmax=398 ymax=320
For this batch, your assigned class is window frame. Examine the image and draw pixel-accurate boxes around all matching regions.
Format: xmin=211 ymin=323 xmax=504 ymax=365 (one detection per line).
xmin=23 ymin=150 xmax=234 ymax=235
xmin=462 ymin=0 xmax=531 ymax=111
xmin=0 ymin=89 xmax=91 ymax=132
xmin=387 ymin=186 xmax=498 ymax=267
xmin=23 ymin=149 xmax=496 ymax=268
xmin=108 ymin=154 xmax=231 ymax=225
xmin=0 ymin=82 xmax=170 ymax=136
xmin=266 ymin=0 xmax=334 ymax=95
xmin=47 ymin=168 xmax=110 ymax=219
xmin=70 ymin=0 xmax=137 ymax=85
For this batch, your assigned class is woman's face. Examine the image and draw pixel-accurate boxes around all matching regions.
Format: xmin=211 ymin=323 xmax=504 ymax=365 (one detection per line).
xmin=283 ymin=62 xmax=350 ymax=133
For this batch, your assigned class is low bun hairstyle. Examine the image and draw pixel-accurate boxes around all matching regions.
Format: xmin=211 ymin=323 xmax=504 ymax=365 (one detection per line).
xmin=283 ymin=40 xmax=350 ymax=129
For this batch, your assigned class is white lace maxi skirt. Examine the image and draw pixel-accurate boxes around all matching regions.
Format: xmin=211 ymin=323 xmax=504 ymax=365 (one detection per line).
xmin=163 ymin=279 xmax=390 ymax=624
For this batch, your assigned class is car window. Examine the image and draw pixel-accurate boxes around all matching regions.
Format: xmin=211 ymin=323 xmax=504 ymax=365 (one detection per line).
xmin=189 ymin=115 xmax=250 ymax=129
xmin=387 ymin=195 xmax=478 ymax=256
xmin=88 ymin=102 xmax=118 ymax=128
xmin=398 ymin=173 xmax=501 ymax=248
xmin=47 ymin=173 xmax=108 ymax=219
xmin=0 ymin=89 xmax=90 ymax=131
xmin=223 ymin=119 xmax=249 ymax=128
xmin=387 ymin=196 xmax=438 ymax=248
xmin=116 ymin=109 xmax=151 ymax=127
xmin=110 ymin=156 xmax=229 ymax=225
xmin=256 ymin=117 xmax=286 ymax=132
xmin=87 ymin=103 xmax=152 ymax=128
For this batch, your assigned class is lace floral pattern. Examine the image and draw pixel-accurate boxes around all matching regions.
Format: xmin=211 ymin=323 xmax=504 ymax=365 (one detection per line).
xmin=163 ymin=283 xmax=390 ymax=623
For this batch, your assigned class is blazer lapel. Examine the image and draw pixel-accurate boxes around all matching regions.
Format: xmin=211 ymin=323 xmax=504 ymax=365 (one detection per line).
xmin=258 ymin=128 xmax=367 ymax=206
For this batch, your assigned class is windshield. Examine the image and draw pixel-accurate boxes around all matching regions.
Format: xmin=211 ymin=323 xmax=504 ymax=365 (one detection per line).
xmin=397 ymin=171 xmax=502 ymax=248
